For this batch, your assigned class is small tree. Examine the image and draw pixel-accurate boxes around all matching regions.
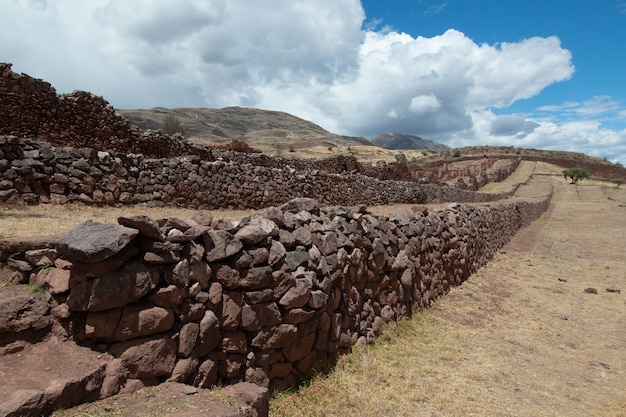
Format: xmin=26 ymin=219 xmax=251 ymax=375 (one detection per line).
xmin=611 ymin=178 xmax=624 ymax=189
xmin=162 ymin=114 xmax=185 ymax=135
xmin=562 ymin=167 xmax=591 ymax=184
xmin=452 ymin=149 xmax=462 ymax=157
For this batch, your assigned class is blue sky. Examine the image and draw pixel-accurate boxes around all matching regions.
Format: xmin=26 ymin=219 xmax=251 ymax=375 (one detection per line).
xmin=363 ymin=0 xmax=626 ymax=128
xmin=1 ymin=0 xmax=625 ymax=164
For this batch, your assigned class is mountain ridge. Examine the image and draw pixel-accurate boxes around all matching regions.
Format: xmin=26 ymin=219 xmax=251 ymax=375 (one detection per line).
xmin=371 ymin=132 xmax=449 ymax=151
xmin=118 ymin=106 xmax=373 ymax=149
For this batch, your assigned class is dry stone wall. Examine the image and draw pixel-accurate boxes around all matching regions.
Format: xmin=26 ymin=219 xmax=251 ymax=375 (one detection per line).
xmin=1 ymin=62 xmax=520 ymax=188
xmin=0 ymin=194 xmax=551 ymax=401
xmin=1 ymin=136 xmax=510 ymax=209
xmin=0 ymin=63 xmax=214 ymax=161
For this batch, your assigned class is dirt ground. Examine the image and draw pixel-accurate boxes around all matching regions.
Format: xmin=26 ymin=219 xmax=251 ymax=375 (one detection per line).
xmin=3 ymin=161 xmax=625 ymax=416
xmin=420 ymin=162 xmax=626 ymax=416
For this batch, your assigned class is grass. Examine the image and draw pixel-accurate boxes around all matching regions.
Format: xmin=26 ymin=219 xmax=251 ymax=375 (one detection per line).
xmin=270 ymin=313 xmax=457 ymax=417
xmin=0 ymin=203 xmax=254 ymax=239
xmin=24 ymin=283 xmax=45 ymax=294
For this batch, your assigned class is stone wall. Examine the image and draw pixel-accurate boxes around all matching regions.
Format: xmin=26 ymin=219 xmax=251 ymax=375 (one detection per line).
xmin=1 ymin=136 xmax=511 ymax=209
xmin=1 ymin=63 xmax=521 ymax=188
xmin=0 ymin=63 xmax=215 ymax=161
xmin=0 ymin=194 xmax=551 ymax=403
xmin=413 ymin=157 xmax=521 ymax=190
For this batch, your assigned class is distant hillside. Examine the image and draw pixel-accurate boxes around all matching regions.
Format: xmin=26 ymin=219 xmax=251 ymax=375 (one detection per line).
xmin=372 ymin=132 xmax=449 ymax=151
xmin=118 ymin=106 xmax=373 ymax=150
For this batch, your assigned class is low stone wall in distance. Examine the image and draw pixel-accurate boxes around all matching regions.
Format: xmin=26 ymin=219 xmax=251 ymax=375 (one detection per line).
xmin=0 ymin=136 xmax=511 ymax=209
xmin=0 ymin=195 xmax=551 ymax=400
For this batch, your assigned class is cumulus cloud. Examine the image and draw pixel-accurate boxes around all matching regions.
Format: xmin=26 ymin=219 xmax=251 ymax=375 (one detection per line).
xmin=490 ymin=115 xmax=540 ymax=137
xmin=1 ymin=0 xmax=625 ymax=163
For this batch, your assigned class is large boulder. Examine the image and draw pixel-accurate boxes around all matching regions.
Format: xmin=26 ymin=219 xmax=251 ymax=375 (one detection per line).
xmin=55 ymin=220 xmax=138 ymax=263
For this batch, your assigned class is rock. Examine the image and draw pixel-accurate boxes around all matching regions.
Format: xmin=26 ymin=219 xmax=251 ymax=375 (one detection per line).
xmin=67 ymin=262 xmax=159 ymax=312
xmin=168 ymin=224 xmax=210 ymax=243
xmin=100 ymin=359 xmax=126 ymax=398
xmin=178 ymin=323 xmax=200 ymax=358
xmin=240 ymin=266 xmax=273 ymax=290
xmin=221 ymin=292 xmax=243 ymax=331
xmin=0 ymin=285 xmax=51 ymax=344
xmin=279 ymin=277 xmax=312 ymax=309
xmin=251 ymin=324 xmax=298 ymax=350
xmin=381 ymin=305 xmax=395 ymax=321
xmin=283 ymin=332 xmax=316 ymax=362
xmin=168 ymin=356 xmax=199 ymax=383
xmin=269 ymin=240 xmax=286 ymax=266
xmin=55 ymin=220 xmax=139 ymax=263
xmin=197 ymin=310 xmax=220 ymax=357
xmin=221 ymin=382 xmax=269 ymax=417
xmin=235 ymin=224 xmax=270 ymax=246
xmin=110 ymin=336 xmax=177 ymax=379
xmin=194 ymin=358 xmax=218 ymax=388
xmin=7 ymin=257 xmax=32 ymax=272
xmin=117 ymin=215 xmax=165 ymax=241
xmin=147 ymin=285 xmax=185 ymax=308
xmin=113 ymin=303 xmax=174 ymax=342
xmin=191 ymin=211 xmax=214 ymax=226
xmin=214 ymin=264 xmax=240 ymax=289
xmin=71 ymin=244 xmax=139 ymax=280
xmin=241 ymin=303 xmax=282 ymax=331
xmin=254 ymin=206 xmax=285 ymax=228
xmin=42 ymin=268 xmax=71 ymax=294
xmin=285 ymin=250 xmax=308 ymax=270
xmin=204 ymin=230 xmax=243 ymax=262
xmin=280 ymin=198 xmax=320 ymax=214
xmin=0 ymin=389 xmax=43 ymax=417
xmin=307 ymin=290 xmax=329 ymax=309
xmin=221 ymin=331 xmax=247 ymax=354
xmin=583 ymin=287 xmax=598 ymax=294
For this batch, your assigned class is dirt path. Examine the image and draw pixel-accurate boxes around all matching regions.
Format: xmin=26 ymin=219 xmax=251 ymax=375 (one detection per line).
xmin=422 ymin=163 xmax=626 ymax=416
xmin=270 ymin=162 xmax=626 ymax=416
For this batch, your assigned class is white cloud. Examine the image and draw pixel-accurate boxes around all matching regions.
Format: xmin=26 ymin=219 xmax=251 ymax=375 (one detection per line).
xmin=490 ymin=115 xmax=539 ymax=137
xmin=410 ymin=94 xmax=442 ymax=113
xmin=1 ymin=0 xmax=625 ymax=164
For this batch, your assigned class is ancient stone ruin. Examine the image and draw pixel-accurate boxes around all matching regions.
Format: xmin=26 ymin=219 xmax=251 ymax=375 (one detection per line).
xmin=0 ymin=193 xmax=550 ymax=416
xmin=0 ymin=62 xmax=551 ymax=416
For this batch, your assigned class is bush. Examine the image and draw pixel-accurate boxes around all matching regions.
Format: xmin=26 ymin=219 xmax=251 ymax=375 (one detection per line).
xmin=162 ymin=114 xmax=185 ymax=135
xmin=562 ymin=167 xmax=591 ymax=184
xmin=452 ymin=149 xmax=462 ymax=157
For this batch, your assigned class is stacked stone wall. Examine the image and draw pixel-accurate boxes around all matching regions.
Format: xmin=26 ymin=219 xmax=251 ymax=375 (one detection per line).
xmin=1 ymin=63 xmax=516 ymax=187
xmin=0 ymin=193 xmax=551 ymax=402
xmin=0 ymin=136 xmax=510 ymax=209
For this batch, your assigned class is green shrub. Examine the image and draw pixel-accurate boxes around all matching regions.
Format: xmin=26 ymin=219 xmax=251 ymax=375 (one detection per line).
xmin=562 ymin=167 xmax=591 ymax=184
xmin=162 ymin=114 xmax=185 ymax=135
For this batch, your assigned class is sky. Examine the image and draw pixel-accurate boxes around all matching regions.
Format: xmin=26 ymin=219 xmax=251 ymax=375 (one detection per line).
xmin=1 ymin=0 xmax=626 ymax=164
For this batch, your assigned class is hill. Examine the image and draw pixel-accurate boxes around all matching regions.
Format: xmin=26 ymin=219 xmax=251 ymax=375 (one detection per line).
xmin=118 ymin=106 xmax=373 ymax=150
xmin=371 ymin=132 xmax=449 ymax=151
